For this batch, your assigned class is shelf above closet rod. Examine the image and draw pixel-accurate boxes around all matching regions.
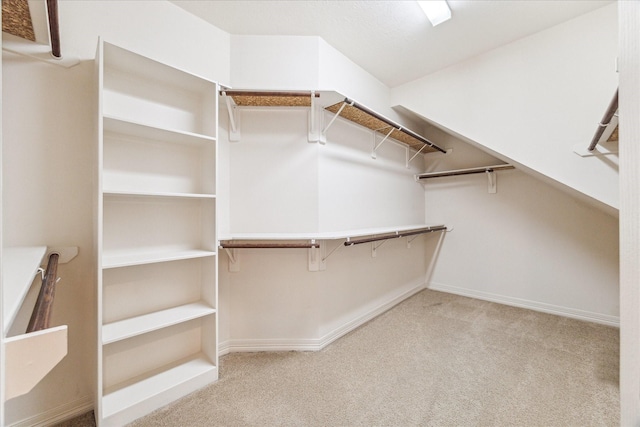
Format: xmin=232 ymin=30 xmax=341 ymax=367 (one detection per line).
xmin=220 ymin=90 xmax=318 ymax=107
xmin=416 ymin=164 xmax=514 ymax=180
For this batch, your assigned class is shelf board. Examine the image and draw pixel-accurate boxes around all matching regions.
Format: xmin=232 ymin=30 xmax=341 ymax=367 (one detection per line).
xmin=3 ymin=246 xmax=47 ymax=334
xmin=103 ymin=115 xmax=215 ymax=146
xmin=102 ymin=249 xmax=216 ymax=269
xmin=103 ymin=302 xmax=216 ymax=345
xmin=103 ymin=190 xmax=216 ymax=200
xmin=219 ymin=224 xmax=446 ymax=241
xmin=102 ymin=354 xmax=217 ymax=423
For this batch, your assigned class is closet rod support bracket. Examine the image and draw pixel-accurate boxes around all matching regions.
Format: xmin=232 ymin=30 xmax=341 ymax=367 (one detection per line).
xmin=371 ymin=127 xmax=396 ymax=159
xmin=223 ymin=93 xmax=241 ymax=142
xmin=224 ymin=248 xmax=240 ymax=272
xmin=308 ymin=91 xmax=325 ymax=144
xmin=308 ymin=240 xmax=326 ymax=272
xmin=487 ymin=170 xmax=497 ymax=194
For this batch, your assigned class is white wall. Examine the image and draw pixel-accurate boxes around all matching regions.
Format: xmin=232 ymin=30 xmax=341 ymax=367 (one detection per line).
xmin=392 ymin=4 xmax=619 ymax=211
xmin=229 ymin=35 xmax=423 ymax=130
xmin=2 ymin=1 xmax=230 ymax=424
xmin=219 ymin=98 xmax=436 ymax=349
xmin=423 ymin=130 xmax=619 ymax=325
xmin=227 ymin=108 xmax=320 ymax=234
xmin=231 ymin=36 xmax=319 ymax=90
xmin=318 ymin=113 xmax=425 ymax=231
xmin=224 ymin=106 xmax=426 ymax=234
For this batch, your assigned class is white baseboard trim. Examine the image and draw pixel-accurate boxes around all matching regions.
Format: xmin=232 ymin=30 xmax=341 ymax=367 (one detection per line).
xmin=316 ymin=282 xmax=427 ymax=349
xmin=220 ymin=282 xmax=427 ymax=354
xmin=428 ymin=282 xmax=620 ymax=327
xmin=8 ymin=395 xmax=93 ymax=427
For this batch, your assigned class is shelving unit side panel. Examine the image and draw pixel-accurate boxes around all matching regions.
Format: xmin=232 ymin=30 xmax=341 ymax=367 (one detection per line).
xmin=96 ymin=38 xmax=107 ymax=423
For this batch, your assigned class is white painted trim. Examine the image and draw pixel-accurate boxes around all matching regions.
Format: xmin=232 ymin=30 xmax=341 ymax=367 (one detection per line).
xmin=7 ymin=395 xmax=93 ymax=427
xmin=316 ymin=282 xmax=427 ymax=348
xmin=429 ymin=282 xmax=619 ymax=327
xmin=220 ymin=282 xmax=427 ymax=354
xmin=619 ymin=1 xmax=640 ymax=424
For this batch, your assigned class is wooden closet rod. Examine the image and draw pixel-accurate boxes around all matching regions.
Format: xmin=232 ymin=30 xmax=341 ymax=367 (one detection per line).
xmin=416 ymin=164 xmax=514 ymax=180
xmin=220 ymin=242 xmax=320 ymax=249
xmin=26 ymin=253 xmax=60 ymax=333
xmin=46 ymin=0 xmax=62 ymax=59
xmin=588 ymin=89 xmax=618 ymax=152
xmin=342 ymin=98 xmax=447 ymax=154
xmin=344 ymin=226 xmax=447 ymax=246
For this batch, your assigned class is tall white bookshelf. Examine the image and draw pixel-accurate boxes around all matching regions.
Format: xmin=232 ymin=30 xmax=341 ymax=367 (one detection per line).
xmin=95 ymin=39 xmax=218 ymax=427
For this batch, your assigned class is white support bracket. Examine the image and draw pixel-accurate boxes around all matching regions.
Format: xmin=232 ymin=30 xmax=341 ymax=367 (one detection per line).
xmin=371 ymin=239 xmax=390 ymax=257
xmin=322 ymin=239 xmax=346 ymax=264
xmin=308 ymin=240 xmax=326 ymax=271
xmin=308 ymin=91 xmax=325 ymax=144
xmin=371 ymin=127 xmax=396 ymax=159
xmin=406 ymin=144 xmax=429 ymax=168
xmin=487 ymin=170 xmax=497 ymax=194
xmin=223 ymin=93 xmax=241 ymax=142
xmin=224 ymin=248 xmax=240 ymax=272
xmin=322 ymin=101 xmax=352 ymax=141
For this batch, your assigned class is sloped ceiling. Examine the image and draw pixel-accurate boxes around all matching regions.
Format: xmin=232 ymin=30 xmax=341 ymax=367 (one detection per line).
xmin=172 ymin=0 xmax=613 ymax=88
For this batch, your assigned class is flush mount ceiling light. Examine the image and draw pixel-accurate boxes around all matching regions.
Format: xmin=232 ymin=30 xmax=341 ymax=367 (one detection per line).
xmin=418 ymin=0 xmax=452 ymax=26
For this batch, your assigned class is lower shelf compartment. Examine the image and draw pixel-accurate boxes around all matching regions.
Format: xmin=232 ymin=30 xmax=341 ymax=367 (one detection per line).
xmin=102 ymin=302 xmax=216 ymax=344
xmin=102 ymin=354 xmax=217 ymax=426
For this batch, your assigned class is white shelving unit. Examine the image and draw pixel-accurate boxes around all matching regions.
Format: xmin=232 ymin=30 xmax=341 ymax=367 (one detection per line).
xmin=95 ymin=39 xmax=218 ymax=427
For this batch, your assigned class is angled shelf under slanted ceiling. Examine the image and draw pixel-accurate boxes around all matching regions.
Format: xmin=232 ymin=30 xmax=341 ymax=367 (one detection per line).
xmin=219 ymin=89 xmax=446 ymax=159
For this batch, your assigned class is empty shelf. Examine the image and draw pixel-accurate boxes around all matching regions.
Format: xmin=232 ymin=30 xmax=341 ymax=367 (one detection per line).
xmin=102 ymin=249 xmax=216 ymax=269
xmin=102 ymin=303 xmax=216 ymax=344
xmin=102 ymin=355 xmax=217 ymax=424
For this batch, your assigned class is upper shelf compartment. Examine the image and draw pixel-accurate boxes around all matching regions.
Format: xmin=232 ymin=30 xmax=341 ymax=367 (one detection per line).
xmin=101 ymin=41 xmax=217 ymax=139
xmin=220 ymin=89 xmax=446 ymax=155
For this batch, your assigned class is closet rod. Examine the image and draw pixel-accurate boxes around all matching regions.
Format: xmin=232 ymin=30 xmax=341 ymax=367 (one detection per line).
xmin=220 ymin=242 xmax=320 ymax=249
xmin=221 ymin=90 xmax=320 ymax=98
xmin=26 ymin=253 xmax=60 ymax=333
xmin=344 ymin=226 xmax=447 ymax=246
xmin=46 ymin=0 xmax=61 ymax=59
xmin=416 ymin=164 xmax=514 ymax=180
xmin=588 ymin=89 xmax=619 ymax=152
xmin=342 ymin=98 xmax=447 ymax=154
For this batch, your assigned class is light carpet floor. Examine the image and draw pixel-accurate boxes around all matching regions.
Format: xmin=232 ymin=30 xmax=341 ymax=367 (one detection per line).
xmin=57 ymin=289 xmax=619 ymax=426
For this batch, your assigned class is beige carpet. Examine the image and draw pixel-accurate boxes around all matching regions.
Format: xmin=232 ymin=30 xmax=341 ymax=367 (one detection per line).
xmin=58 ymin=289 xmax=619 ymax=426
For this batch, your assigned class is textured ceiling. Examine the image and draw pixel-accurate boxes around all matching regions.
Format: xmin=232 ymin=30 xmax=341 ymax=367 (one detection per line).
xmin=172 ymin=0 xmax=612 ymax=88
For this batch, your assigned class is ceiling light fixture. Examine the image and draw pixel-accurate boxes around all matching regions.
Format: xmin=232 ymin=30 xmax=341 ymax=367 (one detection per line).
xmin=418 ymin=0 xmax=451 ymax=26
